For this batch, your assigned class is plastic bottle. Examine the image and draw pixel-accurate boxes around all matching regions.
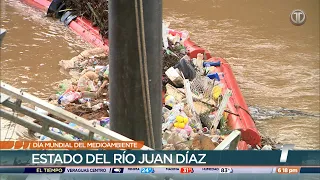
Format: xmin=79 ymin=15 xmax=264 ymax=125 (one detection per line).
xmin=103 ymin=99 xmax=109 ymax=106
xmin=207 ymin=72 xmax=224 ymax=81
xmin=165 ymin=95 xmax=176 ymax=109
xmin=92 ymin=103 xmax=103 ymax=111
xmin=168 ymin=34 xmax=180 ymax=44
xmin=87 ymin=99 xmax=92 ymax=108
xmin=39 ymin=135 xmax=51 ymax=141
xmin=195 ymin=53 xmax=204 ymax=70
xmin=78 ymin=98 xmax=86 ymax=104
xmin=100 ymin=117 xmax=110 ymax=127
xmin=180 ymin=30 xmax=190 ymax=44
xmin=162 ymin=22 xmax=169 ymax=49
xmin=94 ymin=66 xmax=105 ymax=71
xmin=60 ymin=93 xmax=70 ymax=105
xmin=60 ymin=92 xmax=82 ymax=105
xmin=70 ymin=92 xmax=82 ymax=102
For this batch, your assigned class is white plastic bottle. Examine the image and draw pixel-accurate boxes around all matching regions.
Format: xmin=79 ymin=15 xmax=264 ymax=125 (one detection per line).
xmin=92 ymin=103 xmax=103 ymax=111
xmin=162 ymin=22 xmax=169 ymax=49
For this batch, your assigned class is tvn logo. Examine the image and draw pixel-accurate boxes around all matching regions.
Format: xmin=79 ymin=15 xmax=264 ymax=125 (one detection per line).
xmin=275 ymin=144 xmax=295 ymax=163
xmin=0 ymin=141 xmax=31 ymax=149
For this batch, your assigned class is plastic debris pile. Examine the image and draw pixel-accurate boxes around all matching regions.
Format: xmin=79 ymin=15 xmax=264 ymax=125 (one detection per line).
xmin=37 ymin=23 xmax=227 ymax=150
xmin=162 ymin=22 xmax=189 ymax=75
xmin=33 ymin=47 xmax=111 ymax=141
xmin=34 ymin=22 xmax=276 ymax=150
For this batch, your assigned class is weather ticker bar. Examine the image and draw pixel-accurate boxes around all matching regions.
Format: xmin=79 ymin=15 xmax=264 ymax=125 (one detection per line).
xmin=0 ymin=167 xmax=318 ymax=174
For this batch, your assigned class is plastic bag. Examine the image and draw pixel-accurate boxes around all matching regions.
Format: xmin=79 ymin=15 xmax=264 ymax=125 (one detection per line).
xmin=87 ymin=80 xmax=96 ymax=91
xmin=77 ymin=76 xmax=90 ymax=91
xmin=174 ymin=55 xmax=196 ymax=80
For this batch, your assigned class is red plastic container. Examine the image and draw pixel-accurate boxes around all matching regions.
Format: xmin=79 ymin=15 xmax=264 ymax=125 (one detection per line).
xmin=22 ymin=0 xmax=50 ymax=11
xmin=183 ymin=39 xmax=211 ymax=59
xmin=68 ymin=18 xmax=109 ymax=52
xmin=207 ymin=57 xmax=261 ymax=146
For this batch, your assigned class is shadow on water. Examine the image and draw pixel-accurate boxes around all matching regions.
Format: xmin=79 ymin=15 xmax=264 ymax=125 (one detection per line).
xmin=249 ymin=106 xmax=319 ymax=149
xmin=249 ymin=106 xmax=320 ymax=120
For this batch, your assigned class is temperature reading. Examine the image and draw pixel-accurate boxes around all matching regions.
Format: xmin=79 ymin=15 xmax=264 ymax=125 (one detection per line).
xmin=220 ymin=168 xmax=233 ymax=173
xmin=180 ymin=167 xmax=194 ymax=174
xmin=141 ymin=168 xmax=154 ymax=174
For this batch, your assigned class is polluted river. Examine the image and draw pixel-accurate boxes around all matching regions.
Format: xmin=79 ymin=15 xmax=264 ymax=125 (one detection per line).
xmin=0 ymin=0 xmax=319 ymax=149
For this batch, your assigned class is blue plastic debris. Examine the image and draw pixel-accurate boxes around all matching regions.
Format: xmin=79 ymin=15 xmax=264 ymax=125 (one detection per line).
xmin=203 ymin=61 xmax=221 ymax=67
xmin=207 ymin=73 xmax=220 ymax=81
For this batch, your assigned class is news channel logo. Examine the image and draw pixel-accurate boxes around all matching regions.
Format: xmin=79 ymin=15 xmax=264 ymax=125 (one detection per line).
xmin=275 ymin=144 xmax=295 ymax=163
xmin=290 ymin=9 xmax=306 ymax=26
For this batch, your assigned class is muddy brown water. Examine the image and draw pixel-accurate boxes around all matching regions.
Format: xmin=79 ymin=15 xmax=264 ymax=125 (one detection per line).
xmin=1 ymin=0 xmax=319 ymax=149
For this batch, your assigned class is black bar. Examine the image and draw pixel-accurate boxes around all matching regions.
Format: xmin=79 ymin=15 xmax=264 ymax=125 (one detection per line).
xmin=300 ymin=167 xmax=320 ymax=174
xmin=109 ymin=0 xmax=162 ymax=149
